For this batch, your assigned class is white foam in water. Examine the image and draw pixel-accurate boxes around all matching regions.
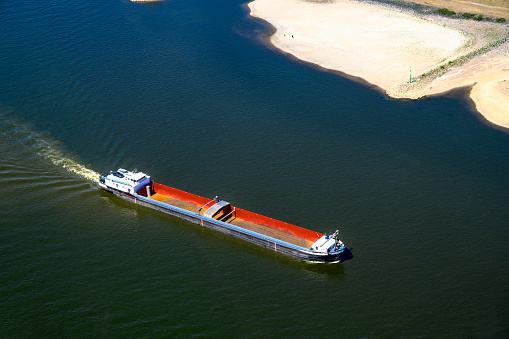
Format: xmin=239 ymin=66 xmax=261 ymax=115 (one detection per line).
xmin=38 ymin=145 xmax=99 ymax=182
xmin=1 ymin=113 xmax=99 ymax=182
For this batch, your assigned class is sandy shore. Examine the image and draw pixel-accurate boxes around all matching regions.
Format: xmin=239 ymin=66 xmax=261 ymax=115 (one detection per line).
xmin=248 ymin=0 xmax=509 ymax=130
xmin=425 ymin=42 xmax=509 ymax=128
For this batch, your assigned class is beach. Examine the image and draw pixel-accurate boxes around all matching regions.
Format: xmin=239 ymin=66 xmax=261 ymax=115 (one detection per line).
xmin=248 ymin=0 xmax=509 ymax=130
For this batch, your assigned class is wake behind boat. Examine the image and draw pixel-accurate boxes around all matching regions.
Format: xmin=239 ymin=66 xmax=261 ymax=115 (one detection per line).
xmin=98 ymin=168 xmax=346 ymax=262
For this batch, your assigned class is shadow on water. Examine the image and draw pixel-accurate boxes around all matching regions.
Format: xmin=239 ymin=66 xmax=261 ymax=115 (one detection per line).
xmin=341 ymin=248 xmax=354 ymax=262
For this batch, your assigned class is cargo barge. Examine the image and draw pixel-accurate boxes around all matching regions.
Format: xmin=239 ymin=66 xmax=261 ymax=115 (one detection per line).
xmin=98 ymin=169 xmax=346 ymax=262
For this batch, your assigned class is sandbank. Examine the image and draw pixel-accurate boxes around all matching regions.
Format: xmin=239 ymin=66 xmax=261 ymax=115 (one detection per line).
xmin=248 ymin=0 xmax=509 ymax=130
xmin=425 ymin=42 xmax=509 ymax=128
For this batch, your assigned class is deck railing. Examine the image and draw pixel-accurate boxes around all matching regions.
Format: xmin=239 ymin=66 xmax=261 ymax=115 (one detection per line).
xmin=197 ymin=197 xmax=220 ymax=214
xmin=222 ymin=207 xmax=236 ymax=223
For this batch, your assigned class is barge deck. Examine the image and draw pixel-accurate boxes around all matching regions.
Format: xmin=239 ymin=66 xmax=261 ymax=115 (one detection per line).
xmin=149 ymin=192 xmax=313 ymax=249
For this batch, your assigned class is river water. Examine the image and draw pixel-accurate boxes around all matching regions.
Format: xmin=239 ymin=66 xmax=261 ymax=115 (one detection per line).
xmin=1 ymin=0 xmax=508 ymax=337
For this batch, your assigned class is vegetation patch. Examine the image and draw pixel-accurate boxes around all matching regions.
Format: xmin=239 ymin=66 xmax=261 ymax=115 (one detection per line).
xmin=438 ymin=8 xmax=456 ymax=16
xmin=416 ymin=35 xmax=509 ymax=83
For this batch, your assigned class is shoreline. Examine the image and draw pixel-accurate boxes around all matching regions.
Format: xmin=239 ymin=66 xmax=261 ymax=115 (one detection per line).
xmin=248 ymin=0 xmax=509 ymax=130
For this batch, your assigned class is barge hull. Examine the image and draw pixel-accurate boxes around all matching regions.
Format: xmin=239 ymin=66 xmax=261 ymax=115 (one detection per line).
xmin=101 ymin=186 xmax=342 ymax=263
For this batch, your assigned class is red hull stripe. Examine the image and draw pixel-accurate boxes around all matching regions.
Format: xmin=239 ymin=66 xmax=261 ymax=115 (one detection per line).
xmin=153 ymin=182 xmax=210 ymax=206
xmin=152 ymin=182 xmax=323 ymax=242
xmin=235 ymin=207 xmax=322 ymax=242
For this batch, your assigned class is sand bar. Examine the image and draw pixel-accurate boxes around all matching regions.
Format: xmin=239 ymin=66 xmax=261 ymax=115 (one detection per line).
xmin=248 ymin=0 xmax=509 ymax=130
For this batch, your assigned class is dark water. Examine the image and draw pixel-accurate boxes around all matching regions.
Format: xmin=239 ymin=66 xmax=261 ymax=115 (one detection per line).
xmin=1 ymin=0 xmax=508 ymax=337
